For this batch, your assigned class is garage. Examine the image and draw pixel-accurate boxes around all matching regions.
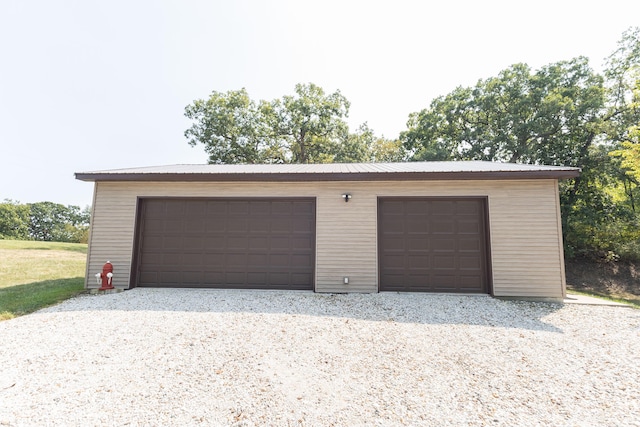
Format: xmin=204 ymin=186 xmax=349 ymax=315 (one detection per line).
xmin=378 ymin=197 xmax=490 ymax=293
xmin=77 ymin=161 xmax=580 ymax=298
xmin=132 ymin=198 xmax=316 ymax=290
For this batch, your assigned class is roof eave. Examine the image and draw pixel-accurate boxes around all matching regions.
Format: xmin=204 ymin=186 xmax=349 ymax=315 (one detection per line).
xmin=74 ymin=170 xmax=581 ymax=182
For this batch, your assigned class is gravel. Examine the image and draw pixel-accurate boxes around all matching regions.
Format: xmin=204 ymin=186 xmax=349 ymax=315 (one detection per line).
xmin=0 ymin=289 xmax=639 ymax=427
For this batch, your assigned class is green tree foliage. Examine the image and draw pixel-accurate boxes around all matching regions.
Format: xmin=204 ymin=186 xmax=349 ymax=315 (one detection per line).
xmin=263 ymin=83 xmax=351 ymax=163
xmin=0 ymin=201 xmax=90 ymax=243
xmin=184 ymin=89 xmax=268 ymax=164
xmin=402 ymin=58 xmax=605 ymax=166
xmin=402 ymin=27 xmax=640 ymax=260
xmin=185 ymin=83 xmax=400 ymax=164
xmin=0 ymin=200 xmax=30 ymax=240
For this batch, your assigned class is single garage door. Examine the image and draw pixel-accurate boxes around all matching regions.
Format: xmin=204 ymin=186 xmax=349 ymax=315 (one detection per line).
xmin=133 ymin=198 xmax=315 ymax=290
xmin=378 ymin=197 xmax=490 ymax=293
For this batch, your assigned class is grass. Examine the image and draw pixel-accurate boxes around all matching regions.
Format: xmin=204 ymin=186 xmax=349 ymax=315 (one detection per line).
xmin=0 ymin=239 xmax=87 ymax=320
xmin=567 ymin=289 xmax=640 ymax=309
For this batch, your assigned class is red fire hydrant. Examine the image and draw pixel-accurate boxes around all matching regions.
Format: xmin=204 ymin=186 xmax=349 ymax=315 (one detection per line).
xmin=97 ymin=261 xmax=114 ymax=290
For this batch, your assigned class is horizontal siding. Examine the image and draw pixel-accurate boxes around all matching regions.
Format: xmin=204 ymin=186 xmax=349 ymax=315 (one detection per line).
xmin=315 ymin=183 xmax=377 ymax=292
xmin=85 ymin=179 xmax=566 ymax=297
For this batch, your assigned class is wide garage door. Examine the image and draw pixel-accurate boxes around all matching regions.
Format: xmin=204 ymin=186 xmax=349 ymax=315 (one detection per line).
xmin=378 ymin=197 xmax=490 ymax=293
xmin=133 ymin=198 xmax=315 ymax=290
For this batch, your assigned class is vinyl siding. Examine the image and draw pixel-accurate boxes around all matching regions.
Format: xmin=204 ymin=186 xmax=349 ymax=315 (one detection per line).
xmin=85 ymin=179 xmax=566 ymax=297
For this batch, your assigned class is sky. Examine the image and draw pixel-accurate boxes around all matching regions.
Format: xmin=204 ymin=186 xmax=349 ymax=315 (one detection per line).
xmin=1 ymin=0 xmax=639 ymax=207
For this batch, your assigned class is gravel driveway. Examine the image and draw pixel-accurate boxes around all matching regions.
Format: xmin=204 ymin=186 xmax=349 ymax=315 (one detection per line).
xmin=1 ymin=289 xmax=639 ymax=426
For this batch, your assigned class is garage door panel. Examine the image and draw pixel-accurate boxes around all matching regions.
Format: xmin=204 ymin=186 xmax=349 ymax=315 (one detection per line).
xmin=269 ymin=272 xmax=290 ymax=285
xmin=144 ymin=202 xmax=166 ymax=218
xmin=228 ymin=201 xmax=249 ymax=215
xmin=185 ymin=221 xmax=206 ymax=233
xmin=458 ymin=219 xmax=481 ymax=234
xmin=431 ymin=220 xmax=455 ymax=234
xmin=140 ymin=252 xmax=162 ymax=267
xmin=143 ymin=219 xmax=164 ymax=232
xmin=271 ymin=237 xmax=290 ymax=249
xmin=291 ymin=272 xmax=312 ymax=284
xmin=159 ymin=271 xmax=181 ymax=283
xmin=228 ymin=217 xmax=249 ymax=232
xmin=406 ymin=217 xmax=429 ymax=233
xmin=432 ymin=274 xmax=457 ymax=287
xmin=206 ymin=203 xmax=227 ymax=215
xmin=182 ymin=271 xmax=203 ymax=284
xmin=181 ymin=253 xmax=204 ymax=266
xmin=247 ymin=272 xmax=268 ymax=284
xmin=206 ymin=219 xmax=227 ymax=233
xmin=384 ymin=254 xmax=405 ymax=269
xmin=204 ymin=271 xmax=225 ymax=283
xmin=407 ymin=274 xmax=430 ymax=286
xmin=250 ymin=236 xmax=269 ymax=250
xmin=136 ymin=198 xmax=315 ymax=290
xmin=382 ymin=220 xmax=404 ymax=233
xmin=182 ymin=236 xmax=203 ymax=250
xmin=457 ymin=201 xmax=481 ymax=215
xmin=293 ymin=201 xmax=314 ymax=215
xmin=248 ymin=253 xmax=269 ymax=266
xmin=250 ymin=220 xmax=270 ymax=233
xmin=185 ymin=200 xmax=207 ymax=215
xmin=407 ymin=237 xmax=428 ymax=251
xmin=291 ymin=253 xmax=313 ymax=267
xmin=272 ymin=218 xmax=291 ymax=233
xmin=228 ymin=236 xmax=248 ymax=250
xmin=293 ymin=218 xmax=313 ymax=233
xmin=204 ymin=253 xmax=225 ymax=265
xmin=459 ymin=238 xmax=480 ymax=252
xmin=406 ymin=200 xmax=429 ymax=215
xmin=407 ymin=255 xmax=429 ymax=269
xmin=459 ymin=256 xmax=481 ymax=270
xmin=430 ymin=201 xmax=455 ymax=215
xmin=433 ymin=255 xmax=455 ymax=269
xmin=250 ymin=201 xmax=270 ymax=215
xmin=270 ymin=202 xmax=290 ymax=215
xmin=225 ymin=272 xmax=246 ymax=285
xmin=431 ymin=238 xmax=455 ymax=252
xmin=380 ymin=200 xmax=403 ymax=215
xmin=292 ymin=237 xmax=313 ymax=250
xmin=204 ymin=236 xmax=225 ymax=248
xmin=161 ymin=219 xmax=183 ymax=233
xmin=384 ymin=237 xmax=406 ymax=251
xmin=460 ymin=274 xmax=483 ymax=287
xmin=162 ymin=236 xmax=182 ymax=249
xmin=139 ymin=271 xmax=157 ymax=283
xmin=379 ymin=198 xmax=489 ymax=293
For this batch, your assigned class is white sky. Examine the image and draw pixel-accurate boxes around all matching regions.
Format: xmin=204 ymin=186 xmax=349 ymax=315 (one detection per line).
xmin=1 ymin=0 xmax=639 ymax=207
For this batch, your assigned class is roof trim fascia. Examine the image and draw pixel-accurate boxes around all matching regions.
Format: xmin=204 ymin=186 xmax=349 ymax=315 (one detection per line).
xmin=75 ymin=170 xmax=581 ymax=182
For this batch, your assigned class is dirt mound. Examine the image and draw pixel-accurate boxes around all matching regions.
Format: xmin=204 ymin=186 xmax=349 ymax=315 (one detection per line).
xmin=565 ymin=258 xmax=640 ymax=304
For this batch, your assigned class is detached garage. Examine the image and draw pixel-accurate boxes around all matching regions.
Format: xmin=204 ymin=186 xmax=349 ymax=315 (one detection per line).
xmin=76 ymin=161 xmax=579 ymax=299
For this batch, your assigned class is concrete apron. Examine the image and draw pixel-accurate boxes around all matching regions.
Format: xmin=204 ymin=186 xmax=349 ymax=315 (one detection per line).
xmin=564 ymin=293 xmax=632 ymax=307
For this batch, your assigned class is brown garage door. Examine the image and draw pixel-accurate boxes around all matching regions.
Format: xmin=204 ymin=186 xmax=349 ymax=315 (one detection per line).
xmin=378 ymin=197 xmax=490 ymax=293
xmin=133 ymin=198 xmax=315 ymax=290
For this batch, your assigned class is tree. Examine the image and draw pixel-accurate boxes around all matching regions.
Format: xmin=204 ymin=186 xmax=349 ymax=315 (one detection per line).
xmin=27 ymin=202 xmax=90 ymax=242
xmin=401 ymin=58 xmax=606 ymax=168
xmin=262 ymin=83 xmax=351 ymax=163
xmin=184 ymin=89 xmax=269 ymax=164
xmin=185 ymin=83 xmax=392 ymax=165
xmin=0 ymin=199 xmax=30 ymax=239
xmin=400 ymin=28 xmax=640 ymax=260
xmin=607 ymin=28 xmax=640 ymax=182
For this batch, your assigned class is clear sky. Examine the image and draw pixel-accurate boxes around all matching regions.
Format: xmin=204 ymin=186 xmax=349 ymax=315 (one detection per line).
xmin=1 ymin=0 xmax=639 ymax=207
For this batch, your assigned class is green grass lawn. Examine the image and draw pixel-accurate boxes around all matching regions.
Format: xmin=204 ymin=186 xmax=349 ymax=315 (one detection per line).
xmin=0 ymin=240 xmax=87 ymax=321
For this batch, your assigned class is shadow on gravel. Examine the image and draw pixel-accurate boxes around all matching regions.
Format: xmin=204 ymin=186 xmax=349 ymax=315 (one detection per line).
xmin=45 ymin=288 xmax=566 ymax=333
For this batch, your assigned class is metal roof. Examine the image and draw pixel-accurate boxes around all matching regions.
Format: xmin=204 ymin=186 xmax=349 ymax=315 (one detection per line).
xmin=75 ymin=161 xmax=580 ymax=182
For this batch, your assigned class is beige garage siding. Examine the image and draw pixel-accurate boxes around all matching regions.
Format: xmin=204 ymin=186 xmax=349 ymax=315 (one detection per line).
xmin=85 ymin=179 xmax=566 ymax=297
